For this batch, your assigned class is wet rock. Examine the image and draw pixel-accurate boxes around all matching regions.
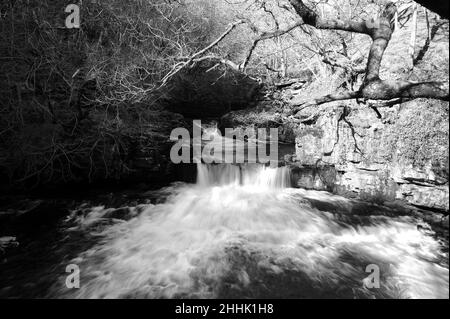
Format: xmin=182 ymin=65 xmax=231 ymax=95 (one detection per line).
xmin=0 ymin=236 xmax=19 ymax=258
xmin=395 ymin=184 xmax=449 ymax=211
xmin=103 ymin=207 xmax=140 ymax=220
xmin=417 ymin=223 xmax=434 ymax=235
xmin=103 ymin=207 xmax=130 ymax=219
xmin=290 ymin=165 xmax=329 ymax=191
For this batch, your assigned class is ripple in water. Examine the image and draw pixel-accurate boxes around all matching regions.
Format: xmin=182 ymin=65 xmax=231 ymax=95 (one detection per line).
xmin=50 ymin=164 xmax=448 ymax=299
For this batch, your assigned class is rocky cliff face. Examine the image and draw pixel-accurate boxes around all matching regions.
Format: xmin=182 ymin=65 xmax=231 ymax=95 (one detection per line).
xmin=289 ymin=99 xmax=449 ymax=212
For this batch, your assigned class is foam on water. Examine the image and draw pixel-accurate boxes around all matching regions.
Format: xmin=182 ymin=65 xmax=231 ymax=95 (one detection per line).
xmin=197 ymin=163 xmax=290 ymax=188
xmin=54 ymin=164 xmax=449 ymax=299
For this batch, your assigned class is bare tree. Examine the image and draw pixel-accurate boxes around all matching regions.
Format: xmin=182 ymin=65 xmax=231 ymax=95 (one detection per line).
xmin=287 ymin=0 xmax=448 ymax=116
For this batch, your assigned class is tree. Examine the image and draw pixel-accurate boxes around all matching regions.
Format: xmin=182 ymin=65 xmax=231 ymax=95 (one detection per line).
xmin=286 ymin=0 xmax=449 ymax=116
xmin=161 ymin=0 xmax=448 ymax=118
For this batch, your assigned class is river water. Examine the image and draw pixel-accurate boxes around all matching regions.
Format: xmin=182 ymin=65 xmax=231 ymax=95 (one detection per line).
xmin=0 ymin=163 xmax=448 ymax=298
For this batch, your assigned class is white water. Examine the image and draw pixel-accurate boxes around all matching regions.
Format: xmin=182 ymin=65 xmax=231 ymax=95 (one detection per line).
xmin=196 ymin=163 xmax=291 ymax=188
xmin=56 ymin=164 xmax=449 ymax=299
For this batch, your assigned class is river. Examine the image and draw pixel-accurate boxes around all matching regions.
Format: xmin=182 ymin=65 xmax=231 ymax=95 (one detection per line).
xmin=0 ymin=163 xmax=448 ymax=298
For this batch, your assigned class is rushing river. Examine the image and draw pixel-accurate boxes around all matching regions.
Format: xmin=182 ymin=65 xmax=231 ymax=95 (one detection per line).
xmin=0 ymin=163 xmax=448 ymax=298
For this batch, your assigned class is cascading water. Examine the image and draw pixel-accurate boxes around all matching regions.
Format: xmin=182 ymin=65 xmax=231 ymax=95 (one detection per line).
xmin=196 ymin=163 xmax=291 ymax=188
xmin=37 ymin=163 xmax=448 ymax=299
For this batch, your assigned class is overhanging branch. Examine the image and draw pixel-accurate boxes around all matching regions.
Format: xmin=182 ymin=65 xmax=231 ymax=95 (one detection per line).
xmin=290 ymin=90 xmax=362 ymax=115
xmin=159 ymin=20 xmax=245 ymax=88
xmin=287 ymin=0 xmax=449 ymax=116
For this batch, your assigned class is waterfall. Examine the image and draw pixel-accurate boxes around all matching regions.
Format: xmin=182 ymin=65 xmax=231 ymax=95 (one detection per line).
xmin=196 ymin=163 xmax=291 ymax=188
xmin=44 ymin=163 xmax=448 ymax=299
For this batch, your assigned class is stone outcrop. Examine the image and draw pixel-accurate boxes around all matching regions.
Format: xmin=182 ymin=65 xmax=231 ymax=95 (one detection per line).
xmin=288 ymin=100 xmax=449 ymax=211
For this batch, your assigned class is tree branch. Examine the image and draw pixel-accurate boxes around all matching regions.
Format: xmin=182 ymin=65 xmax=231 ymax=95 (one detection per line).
xmin=287 ymin=1 xmax=449 ymax=116
xmin=242 ymin=19 xmax=304 ymax=70
xmin=362 ymin=80 xmax=449 ymax=100
xmin=321 ymin=54 xmax=366 ymax=74
xmin=159 ymin=20 xmax=245 ymax=88
xmin=288 ymin=0 xmax=372 ymax=34
xmin=290 ymin=90 xmax=362 ymax=115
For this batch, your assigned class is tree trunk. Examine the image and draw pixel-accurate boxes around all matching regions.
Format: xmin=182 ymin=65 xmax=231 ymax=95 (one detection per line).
xmin=408 ymin=4 xmax=418 ymax=69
